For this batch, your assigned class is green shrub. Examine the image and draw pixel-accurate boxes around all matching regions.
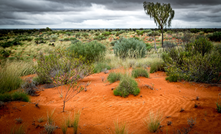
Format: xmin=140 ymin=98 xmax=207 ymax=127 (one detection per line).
xmin=102 ymin=31 xmax=111 ymax=36
xmin=0 ymin=93 xmax=12 ymax=102
xmin=146 ymin=43 xmax=153 ymax=52
xmin=75 ymin=33 xmax=81 ymax=38
xmin=11 ymin=92 xmax=29 ymax=102
xmin=107 ymin=72 xmax=122 ymax=83
xmin=208 ymin=32 xmax=221 ymax=42
xmin=93 ymin=35 xmax=107 ymax=41
xmin=93 ymin=62 xmax=111 ymax=73
xmin=113 ymin=38 xmax=146 ymax=59
xmin=35 ymin=49 xmax=93 ymax=85
xmin=150 ymin=61 xmax=165 ymax=73
xmin=0 ymin=92 xmax=29 ymax=102
xmin=0 ymin=49 xmax=11 ymax=57
xmin=132 ymin=68 xmax=149 ymax=78
xmin=216 ymin=101 xmax=221 ymax=113
xmin=68 ymin=41 xmax=106 ymax=62
xmin=114 ymin=75 xmax=140 ymax=97
xmin=194 ymin=37 xmax=213 ymax=56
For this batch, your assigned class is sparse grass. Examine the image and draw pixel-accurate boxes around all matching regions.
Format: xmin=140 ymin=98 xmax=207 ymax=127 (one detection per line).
xmin=47 ymin=109 xmax=55 ymax=125
xmin=114 ymin=120 xmax=128 ymax=134
xmin=72 ymin=111 xmax=81 ymax=134
xmin=38 ymin=117 xmax=44 ymax=123
xmin=107 ymin=72 xmax=122 ymax=83
xmin=131 ymin=68 xmax=149 ymax=78
xmin=0 ymin=91 xmax=29 ymax=102
xmin=61 ymin=121 xmax=68 ymax=134
xmin=10 ymin=124 xmax=25 ymax=134
xmin=144 ymin=111 xmax=162 ymax=133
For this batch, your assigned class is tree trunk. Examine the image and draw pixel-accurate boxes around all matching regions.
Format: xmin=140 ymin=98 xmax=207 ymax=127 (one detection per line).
xmin=63 ymin=100 xmax=65 ymax=112
xmin=161 ymin=28 xmax=164 ymax=48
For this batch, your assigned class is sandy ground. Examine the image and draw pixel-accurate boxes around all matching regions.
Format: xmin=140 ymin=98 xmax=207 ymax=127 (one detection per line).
xmin=1 ymin=69 xmax=221 ymax=134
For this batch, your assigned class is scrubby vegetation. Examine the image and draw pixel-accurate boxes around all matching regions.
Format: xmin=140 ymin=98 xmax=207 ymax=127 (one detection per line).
xmin=131 ymin=68 xmax=149 ymax=78
xmin=113 ymin=38 xmax=146 ymax=59
xmin=107 ymin=72 xmax=122 ymax=83
xmin=114 ymin=74 xmax=140 ymax=97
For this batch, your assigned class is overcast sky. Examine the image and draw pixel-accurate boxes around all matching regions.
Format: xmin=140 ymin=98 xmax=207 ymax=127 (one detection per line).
xmin=0 ymin=0 xmax=221 ymax=29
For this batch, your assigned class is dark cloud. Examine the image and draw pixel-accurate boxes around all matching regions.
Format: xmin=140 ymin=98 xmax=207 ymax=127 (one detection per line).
xmin=0 ymin=0 xmax=220 ymax=28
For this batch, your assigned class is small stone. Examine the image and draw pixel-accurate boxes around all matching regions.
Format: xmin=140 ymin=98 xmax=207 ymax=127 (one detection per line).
xmin=111 ymin=88 xmax=114 ymax=90
xmin=167 ymin=121 xmax=172 ymax=126
xmin=140 ymin=95 xmax=142 ymax=97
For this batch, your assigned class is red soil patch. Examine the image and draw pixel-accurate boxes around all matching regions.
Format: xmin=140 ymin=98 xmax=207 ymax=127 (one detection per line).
xmin=1 ymin=70 xmax=221 ymax=133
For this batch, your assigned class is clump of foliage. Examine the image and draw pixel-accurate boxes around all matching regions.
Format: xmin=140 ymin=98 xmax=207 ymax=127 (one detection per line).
xmin=35 ymin=49 xmax=93 ymax=111
xmin=93 ymin=35 xmax=107 ymax=41
xmin=150 ymin=60 xmax=165 ymax=73
xmin=0 ymin=49 xmax=11 ymax=58
xmin=131 ymin=68 xmax=149 ymax=78
xmin=207 ymin=31 xmax=221 ymax=42
xmin=114 ymin=120 xmax=128 ymax=134
xmin=102 ymin=31 xmax=111 ymax=36
xmin=93 ymin=62 xmax=111 ymax=73
xmin=0 ymin=91 xmax=29 ymax=102
xmin=162 ymin=38 xmax=221 ymax=83
xmin=113 ymin=38 xmax=146 ymax=59
xmin=146 ymin=43 xmax=154 ymax=52
xmin=68 ymin=41 xmax=106 ymax=62
xmin=107 ymin=72 xmax=122 ymax=83
xmin=216 ymin=101 xmax=221 ymax=113
xmin=114 ymin=75 xmax=140 ymax=97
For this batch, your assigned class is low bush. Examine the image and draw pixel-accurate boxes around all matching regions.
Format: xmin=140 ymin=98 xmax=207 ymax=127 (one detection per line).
xmin=150 ymin=61 xmax=165 ymax=73
xmin=194 ymin=37 xmax=213 ymax=56
xmin=208 ymin=31 xmax=221 ymax=42
xmin=93 ymin=35 xmax=107 ymax=41
xmin=132 ymin=68 xmax=149 ymax=78
xmin=68 ymin=41 xmax=106 ymax=62
xmin=114 ymin=75 xmax=140 ymax=97
xmin=44 ymin=123 xmax=56 ymax=134
xmin=0 ymin=91 xmax=29 ymax=102
xmin=113 ymin=38 xmax=146 ymax=59
xmin=107 ymin=72 xmax=122 ymax=83
xmin=102 ymin=31 xmax=111 ymax=36
xmin=93 ymin=62 xmax=111 ymax=73
xmin=0 ymin=49 xmax=11 ymax=58
xmin=35 ymin=49 xmax=93 ymax=85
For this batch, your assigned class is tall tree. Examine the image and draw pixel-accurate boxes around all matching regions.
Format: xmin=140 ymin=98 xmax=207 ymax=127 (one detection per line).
xmin=143 ymin=2 xmax=175 ymax=48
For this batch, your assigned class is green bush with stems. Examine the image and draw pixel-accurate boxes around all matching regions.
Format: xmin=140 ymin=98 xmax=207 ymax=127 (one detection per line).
xmin=131 ymin=68 xmax=149 ymax=78
xmin=0 ymin=49 xmax=11 ymax=58
xmin=193 ymin=37 xmax=213 ymax=56
xmin=68 ymin=41 xmax=106 ymax=63
xmin=0 ymin=61 xmax=34 ymax=94
xmin=113 ymin=38 xmax=146 ymax=59
xmin=150 ymin=60 xmax=165 ymax=73
xmin=35 ymin=49 xmax=93 ymax=112
xmin=114 ymin=74 xmax=140 ymax=97
xmin=144 ymin=111 xmax=162 ymax=133
xmin=107 ymin=72 xmax=122 ymax=83
xmin=162 ymin=40 xmax=221 ymax=83
xmin=102 ymin=31 xmax=111 ymax=36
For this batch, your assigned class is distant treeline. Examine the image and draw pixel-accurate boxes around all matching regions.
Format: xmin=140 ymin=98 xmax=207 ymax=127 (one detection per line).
xmin=0 ymin=27 xmax=221 ymax=36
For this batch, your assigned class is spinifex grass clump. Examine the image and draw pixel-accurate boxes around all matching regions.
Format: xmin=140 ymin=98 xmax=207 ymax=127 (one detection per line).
xmin=131 ymin=68 xmax=149 ymax=78
xmin=113 ymin=38 xmax=146 ymax=59
xmin=107 ymin=72 xmax=122 ymax=83
xmin=144 ymin=111 xmax=162 ymax=133
xmin=114 ymin=75 xmax=140 ymax=97
xmin=150 ymin=60 xmax=165 ymax=73
xmin=0 ymin=61 xmax=34 ymax=94
xmin=73 ymin=111 xmax=81 ymax=134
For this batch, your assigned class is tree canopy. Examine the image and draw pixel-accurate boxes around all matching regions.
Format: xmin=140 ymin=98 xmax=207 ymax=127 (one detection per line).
xmin=143 ymin=2 xmax=175 ymax=48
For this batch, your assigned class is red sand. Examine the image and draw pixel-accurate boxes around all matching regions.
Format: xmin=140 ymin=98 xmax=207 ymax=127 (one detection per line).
xmin=1 ymin=70 xmax=221 ymax=134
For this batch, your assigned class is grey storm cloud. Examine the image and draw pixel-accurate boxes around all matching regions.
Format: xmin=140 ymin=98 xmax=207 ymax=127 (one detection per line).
xmin=0 ymin=0 xmax=221 ymax=28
